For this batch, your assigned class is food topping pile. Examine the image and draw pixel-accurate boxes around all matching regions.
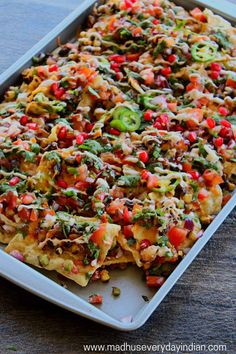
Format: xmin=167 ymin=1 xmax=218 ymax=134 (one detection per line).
xmin=1 ymin=0 xmax=236 ymax=289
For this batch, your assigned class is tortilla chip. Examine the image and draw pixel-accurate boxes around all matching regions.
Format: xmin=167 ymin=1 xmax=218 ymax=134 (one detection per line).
xmin=117 ymin=224 xmax=159 ymax=267
xmin=6 ymin=215 xmax=120 ymax=287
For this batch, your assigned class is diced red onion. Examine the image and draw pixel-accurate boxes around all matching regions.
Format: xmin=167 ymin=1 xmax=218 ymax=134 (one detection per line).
xmin=10 ymin=250 xmax=24 ymax=262
xmin=184 ymin=219 xmax=194 ymax=231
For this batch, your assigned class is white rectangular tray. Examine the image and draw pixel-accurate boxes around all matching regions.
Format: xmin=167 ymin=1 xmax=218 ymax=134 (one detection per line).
xmin=0 ymin=0 xmax=235 ymax=331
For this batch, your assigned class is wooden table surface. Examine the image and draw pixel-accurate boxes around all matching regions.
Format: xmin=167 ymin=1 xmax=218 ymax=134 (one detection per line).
xmin=0 ymin=1 xmax=236 ymax=353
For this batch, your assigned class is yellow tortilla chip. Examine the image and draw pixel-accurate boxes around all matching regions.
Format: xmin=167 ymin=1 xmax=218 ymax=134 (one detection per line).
xmin=6 ymin=216 xmax=120 ymax=287
xmin=117 ymin=224 xmax=159 ymax=267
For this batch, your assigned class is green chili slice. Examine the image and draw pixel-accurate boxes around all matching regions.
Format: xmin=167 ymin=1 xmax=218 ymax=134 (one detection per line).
xmin=111 ymin=107 xmax=141 ymax=132
xmin=191 ymin=41 xmax=218 ymax=62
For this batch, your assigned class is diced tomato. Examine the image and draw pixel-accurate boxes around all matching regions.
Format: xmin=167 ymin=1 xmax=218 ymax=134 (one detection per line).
xmin=188 ymin=132 xmax=197 ymax=143
xmin=30 ymin=209 xmax=38 ymax=222
xmin=167 ymin=102 xmax=177 ymax=112
xmin=9 ymin=177 xmax=20 ymax=186
xmin=89 ymin=225 xmax=105 ymax=246
xmin=198 ymin=188 xmax=209 ymax=201
xmin=18 ymin=207 xmax=31 ymax=221
xmin=109 ymin=54 xmax=126 ymax=63
xmin=109 ymin=128 xmax=121 ymax=136
xmin=211 ymin=71 xmax=220 ymax=80
xmin=76 ymin=154 xmax=82 ymax=164
xmin=37 ymin=66 xmax=47 ymax=78
xmin=48 ymin=64 xmax=58 ymax=72
xmin=146 ymin=276 xmax=165 ymax=288
xmin=21 ymin=194 xmax=34 ymax=205
xmin=139 ymin=239 xmax=151 ymax=250
xmin=211 ymin=63 xmax=222 ymax=72
xmin=160 ymin=67 xmax=172 ymax=77
xmin=141 ymin=169 xmax=150 ymax=180
xmin=226 ymin=77 xmax=236 ymax=89
xmin=7 ymin=193 xmax=18 ymax=210
xmin=75 ymin=181 xmax=90 ymax=191
xmin=182 ymin=162 xmax=192 ymax=173
xmin=126 ymin=53 xmax=141 ymax=61
xmin=203 ymin=170 xmax=223 ymax=187
xmin=138 ymin=151 xmax=149 ymax=163
xmin=206 ymin=117 xmax=216 ymax=129
xmin=167 ymin=227 xmax=188 ymax=248
xmin=167 ymin=54 xmax=177 ymax=63
xmin=85 ymin=122 xmax=94 ymax=132
xmin=190 ymin=7 xmax=207 ymax=22
xmin=123 ymin=225 xmax=134 ymax=238
xmin=189 ymin=170 xmax=200 ymax=180
xmin=54 ymin=88 xmax=65 ymax=100
xmin=57 ymin=179 xmax=68 ymax=189
xmin=27 ymin=123 xmax=38 ymax=130
xmin=89 ymin=294 xmax=103 ymax=305
xmin=58 ymin=126 xmax=67 ymax=140
xmin=123 ymin=207 xmax=132 ymax=224
xmin=144 ymin=110 xmax=153 ymax=121
xmin=147 ymin=174 xmax=159 ymax=189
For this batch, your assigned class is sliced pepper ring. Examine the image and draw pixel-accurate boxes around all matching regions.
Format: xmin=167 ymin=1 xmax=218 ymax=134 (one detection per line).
xmin=111 ymin=107 xmax=141 ymax=132
xmin=191 ymin=41 xmax=218 ymax=62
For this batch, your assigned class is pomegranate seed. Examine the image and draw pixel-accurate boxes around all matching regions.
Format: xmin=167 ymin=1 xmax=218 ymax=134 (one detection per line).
xmin=152 ymin=19 xmax=160 ymax=25
xmin=210 ymin=63 xmax=222 ymax=72
xmin=9 ymin=176 xmax=20 ymax=186
xmin=123 ymin=225 xmax=134 ymax=238
xmin=189 ymin=171 xmax=200 ymax=180
xmin=109 ymin=128 xmax=121 ymax=136
xmin=20 ymin=115 xmax=28 ymax=125
xmin=161 ymin=67 xmax=172 ymax=76
xmin=218 ymin=107 xmax=228 ymax=116
xmin=49 ymin=64 xmax=58 ymax=72
xmin=76 ymin=154 xmax=82 ymax=163
xmin=140 ymin=239 xmax=151 ymax=250
xmin=167 ymin=54 xmax=177 ymax=63
xmin=58 ymin=126 xmax=67 ymax=140
xmin=211 ymin=71 xmax=220 ymax=80
xmin=57 ymin=179 xmax=68 ymax=189
xmin=206 ymin=117 xmax=216 ymax=129
xmin=22 ymin=194 xmax=34 ymax=204
xmin=219 ymin=127 xmax=231 ymax=138
xmin=138 ymin=151 xmax=149 ymax=163
xmin=116 ymin=72 xmax=123 ymax=81
xmin=76 ymin=134 xmax=84 ymax=145
xmin=141 ymin=169 xmax=150 ymax=180
xmin=220 ymin=119 xmax=231 ymax=128
xmin=214 ymin=137 xmax=223 ymax=147
xmin=188 ymin=132 xmax=197 ymax=143
xmin=85 ymin=122 xmax=94 ymax=132
xmin=144 ymin=110 xmax=153 ymax=121
xmin=27 ymin=123 xmax=37 ymax=130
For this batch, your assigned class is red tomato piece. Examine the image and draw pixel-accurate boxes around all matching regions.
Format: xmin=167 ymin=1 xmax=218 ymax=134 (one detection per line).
xmin=167 ymin=227 xmax=188 ymax=248
xmin=146 ymin=276 xmax=165 ymax=287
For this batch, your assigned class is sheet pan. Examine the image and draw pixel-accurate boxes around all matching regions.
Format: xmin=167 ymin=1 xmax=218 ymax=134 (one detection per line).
xmin=0 ymin=0 xmax=235 ymax=331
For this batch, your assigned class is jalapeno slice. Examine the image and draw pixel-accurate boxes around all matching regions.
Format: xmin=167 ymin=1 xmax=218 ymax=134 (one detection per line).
xmin=111 ymin=107 xmax=141 ymax=132
xmin=191 ymin=41 xmax=218 ymax=62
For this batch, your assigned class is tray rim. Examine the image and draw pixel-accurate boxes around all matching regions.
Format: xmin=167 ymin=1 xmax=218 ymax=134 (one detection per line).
xmin=0 ymin=0 xmax=236 ymax=331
